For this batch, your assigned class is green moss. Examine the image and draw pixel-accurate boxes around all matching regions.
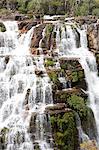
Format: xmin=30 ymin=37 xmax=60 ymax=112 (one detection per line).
xmin=50 ymin=112 xmax=79 ymax=150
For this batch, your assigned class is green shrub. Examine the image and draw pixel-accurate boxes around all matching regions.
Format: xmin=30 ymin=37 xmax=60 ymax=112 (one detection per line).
xmin=67 ymin=95 xmax=88 ymax=118
xmin=50 ymin=112 xmax=79 ymax=150
xmin=45 ymin=24 xmax=54 ymax=37
xmin=92 ymin=8 xmax=99 ymax=16
xmin=45 ymin=59 xmax=54 ymax=67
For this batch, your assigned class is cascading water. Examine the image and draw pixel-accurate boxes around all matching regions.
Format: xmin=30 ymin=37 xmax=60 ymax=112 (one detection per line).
xmin=56 ymin=22 xmax=99 ymax=144
xmin=38 ymin=27 xmax=46 ymax=55
xmin=0 ymin=21 xmax=53 ymax=150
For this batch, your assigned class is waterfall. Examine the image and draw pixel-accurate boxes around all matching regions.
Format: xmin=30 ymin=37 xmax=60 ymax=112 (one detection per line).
xmin=38 ymin=27 xmax=46 ymax=54
xmin=0 ymin=21 xmax=53 ymax=150
xmin=56 ymin=23 xmax=99 ymax=143
xmin=75 ymin=113 xmax=90 ymax=143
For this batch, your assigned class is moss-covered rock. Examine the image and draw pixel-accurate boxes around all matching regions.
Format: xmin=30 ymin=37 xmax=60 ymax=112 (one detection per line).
xmin=0 ymin=22 xmax=6 ymax=32
xmin=50 ymin=111 xmax=79 ymax=150
xmin=67 ymin=94 xmax=88 ymax=119
xmin=0 ymin=127 xmax=9 ymax=149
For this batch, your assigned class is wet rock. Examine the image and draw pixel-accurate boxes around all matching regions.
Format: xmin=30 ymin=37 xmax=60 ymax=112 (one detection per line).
xmin=4 ymin=56 xmax=9 ymax=64
xmin=0 ymin=22 xmax=6 ymax=32
xmin=18 ymin=21 xmax=28 ymax=30
xmin=15 ymin=14 xmax=29 ymax=21
xmin=0 ymin=127 xmax=9 ymax=150
xmin=29 ymin=112 xmax=37 ymax=134
xmin=75 ymin=16 xmax=98 ymax=25
xmin=31 ymin=24 xmax=46 ymax=48
xmin=45 ymin=103 xmax=71 ymax=115
xmin=35 ymin=70 xmax=45 ymax=76
xmin=42 ymin=24 xmax=54 ymax=50
xmin=18 ymin=21 xmax=37 ymax=33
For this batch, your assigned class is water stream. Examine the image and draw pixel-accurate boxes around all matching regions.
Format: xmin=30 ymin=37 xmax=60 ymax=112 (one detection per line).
xmin=0 ymin=21 xmax=53 ymax=150
xmin=0 ymin=20 xmax=99 ymax=149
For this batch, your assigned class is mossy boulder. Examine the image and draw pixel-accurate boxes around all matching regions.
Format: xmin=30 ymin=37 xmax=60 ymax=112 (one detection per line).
xmin=0 ymin=22 xmax=6 ymax=32
xmin=0 ymin=127 xmax=9 ymax=149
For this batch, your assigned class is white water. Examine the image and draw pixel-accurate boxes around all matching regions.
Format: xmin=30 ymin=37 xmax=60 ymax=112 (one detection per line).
xmin=0 ymin=21 xmax=53 ymax=150
xmin=56 ymin=23 xmax=99 ymax=143
xmin=38 ymin=27 xmax=46 ymax=55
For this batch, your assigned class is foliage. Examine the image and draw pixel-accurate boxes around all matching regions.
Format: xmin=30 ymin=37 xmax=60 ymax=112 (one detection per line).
xmin=92 ymin=8 xmax=99 ymax=16
xmin=0 ymin=0 xmax=99 ymax=17
xmin=45 ymin=59 xmax=54 ymax=67
xmin=67 ymin=94 xmax=88 ymax=119
xmin=75 ymin=2 xmax=89 ymax=16
xmin=0 ymin=8 xmax=11 ymax=16
xmin=48 ymin=71 xmax=58 ymax=83
xmin=45 ymin=24 xmax=53 ymax=37
xmin=50 ymin=112 xmax=79 ymax=150
xmin=72 ymin=71 xmax=78 ymax=82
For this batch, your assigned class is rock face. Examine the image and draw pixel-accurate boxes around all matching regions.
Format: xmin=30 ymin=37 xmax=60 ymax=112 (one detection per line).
xmin=75 ymin=16 xmax=99 ymax=53
xmin=31 ymin=24 xmax=46 ymax=48
xmin=87 ymin=23 xmax=99 ymax=52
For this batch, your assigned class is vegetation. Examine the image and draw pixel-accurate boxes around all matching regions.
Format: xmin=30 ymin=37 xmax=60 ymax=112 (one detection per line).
xmin=0 ymin=0 xmax=99 ymax=17
xmin=67 ymin=94 xmax=88 ymax=119
xmin=50 ymin=112 xmax=79 ymax=150
xmin=45 ymin=59 xmax=54 ymax=67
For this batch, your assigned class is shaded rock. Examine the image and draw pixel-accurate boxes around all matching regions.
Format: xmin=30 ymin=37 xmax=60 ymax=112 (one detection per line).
xmin=45 ymin=103 xmax=71 ymax=115
xmin=15 ymin=14 xmax=29 ymax=21
xmin=0 ymin=22 xmax=6 ymax=32
xmin=18 ymin=21 xmax=37 ymax=33
xmin=35 ymin=69 xmax=45 ymax=76
xmin=87 ymin=23 xmax=99 ymax=52
xmin=56 ymin=87 xmax=80 ymax=95
xmin=4 ymin=56 xmax=9 ymax=64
